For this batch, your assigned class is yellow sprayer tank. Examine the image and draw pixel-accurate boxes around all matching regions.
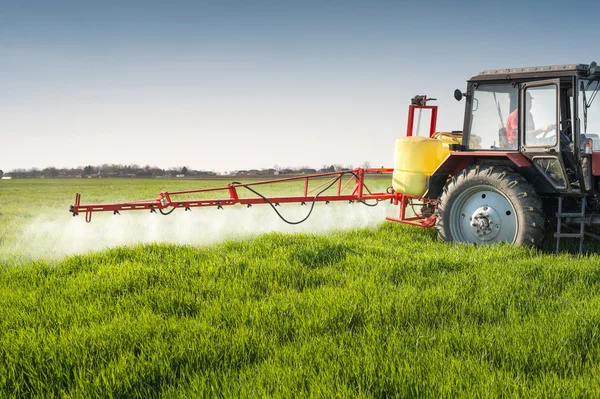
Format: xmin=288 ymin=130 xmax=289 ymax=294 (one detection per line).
xmin=392 ymin=132 xmax=462 ymax=197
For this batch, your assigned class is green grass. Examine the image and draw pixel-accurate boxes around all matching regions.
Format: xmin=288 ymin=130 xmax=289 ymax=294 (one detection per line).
xmin=1 ymin=179 xmax=600 ymax=397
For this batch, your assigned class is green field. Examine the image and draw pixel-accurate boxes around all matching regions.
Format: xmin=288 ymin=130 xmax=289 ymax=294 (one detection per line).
xmin=1 ymin=179 xmax=600 ymax=397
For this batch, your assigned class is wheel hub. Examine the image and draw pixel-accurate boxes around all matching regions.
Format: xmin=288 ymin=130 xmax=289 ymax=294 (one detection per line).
xmin=448 ymin=184 xmax=518 ymax=244
xmin=469 ymin=205 xmax=501 ymax=240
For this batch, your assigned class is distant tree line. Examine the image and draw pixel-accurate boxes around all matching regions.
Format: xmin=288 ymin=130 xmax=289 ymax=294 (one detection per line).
xmin=230 ymin=164 xmax=356 ymax=177
xmin=2 ymin=162 xmax=372 ymax=179
xmin=3 ymin=164 xmax=214 ymax=179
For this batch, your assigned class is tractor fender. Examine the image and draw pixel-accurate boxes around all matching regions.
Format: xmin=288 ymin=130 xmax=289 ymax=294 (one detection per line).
xmin=423 ymin=152 xmax=532 ymax=199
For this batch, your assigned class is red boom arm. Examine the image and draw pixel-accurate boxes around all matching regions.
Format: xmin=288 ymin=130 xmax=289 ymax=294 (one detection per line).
xmin=70 ymin=168 xmax=398 ymax=223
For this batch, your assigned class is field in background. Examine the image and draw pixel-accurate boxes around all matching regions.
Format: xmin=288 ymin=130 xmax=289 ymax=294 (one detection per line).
xmin=1 ymin=179 xmax=600 ymax=397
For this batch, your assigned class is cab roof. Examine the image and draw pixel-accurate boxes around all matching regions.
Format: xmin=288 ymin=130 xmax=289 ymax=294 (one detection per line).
xmin=470 ymin=63 xmax=598 ymax=82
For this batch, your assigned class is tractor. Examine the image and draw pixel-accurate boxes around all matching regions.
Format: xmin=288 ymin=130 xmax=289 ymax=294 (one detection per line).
xmin=427 ymin=62 xmax=600 ymax=252
xmin=70 ymin=62 xmax=600 ymax=252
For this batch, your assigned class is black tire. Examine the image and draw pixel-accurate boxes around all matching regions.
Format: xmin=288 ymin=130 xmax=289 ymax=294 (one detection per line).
xmin=435 ymin=164 xmax=545 ymax=246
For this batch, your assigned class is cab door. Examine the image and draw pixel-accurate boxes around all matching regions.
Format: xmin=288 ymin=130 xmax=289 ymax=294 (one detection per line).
xmin=520 ymin=79 xmax=571 ymax=192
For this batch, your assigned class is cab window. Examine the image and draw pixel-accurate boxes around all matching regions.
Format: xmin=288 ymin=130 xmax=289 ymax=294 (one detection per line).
xmin=469 ymin=84 xmax=517 ymax=150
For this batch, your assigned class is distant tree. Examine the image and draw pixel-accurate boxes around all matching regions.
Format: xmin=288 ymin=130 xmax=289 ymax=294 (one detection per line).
xmin=181 ymin=166 xmax=188 ymax=175
xmin=362 ymin=161 xmax=371 ymax=169
xmin=43 ymin=167 xmax=59 ymax=178
xmin=0 ymin=170 xmax=3 ymax=178
xmin=82 ymin=165 xmax=94 ymax=176
xmin=10 ymin=168 xmax=25 ymax=178
xmin=101 ymin=164 xmax=120 ymax=174
xmin=148 ymin=167 xmax=164 ymax=177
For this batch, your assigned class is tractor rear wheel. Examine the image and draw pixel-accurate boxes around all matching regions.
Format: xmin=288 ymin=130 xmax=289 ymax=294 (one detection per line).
xmin=435 ymin=165 xmax=545 ymax=246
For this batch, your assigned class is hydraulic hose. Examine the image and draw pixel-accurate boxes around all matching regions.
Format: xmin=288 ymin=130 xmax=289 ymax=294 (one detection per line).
xmin=232 ymin=171 xmax=380 ymax=225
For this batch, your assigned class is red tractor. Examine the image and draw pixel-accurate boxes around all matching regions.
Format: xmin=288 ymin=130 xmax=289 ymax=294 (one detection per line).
xmin=70 ymin=62 xmax=600 ymax=252
xmin=429 ymin=62 xmax=600 ymax=252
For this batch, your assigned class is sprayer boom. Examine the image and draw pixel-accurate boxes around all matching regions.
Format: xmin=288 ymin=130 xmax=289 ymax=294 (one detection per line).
xmin=70 ymin=168 xmax=398 ymax=223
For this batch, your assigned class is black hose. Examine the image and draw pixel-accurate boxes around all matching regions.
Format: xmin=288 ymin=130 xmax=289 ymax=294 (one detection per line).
xmin=159 ymin=207 xmax=176 ymax=215
xmin=360 ymin=200 xmax=379 ymax=207
xmin=232 ymin=171 xmax=380 ymax=225
xmin=157 ymin=171 xmax=380 ymax=223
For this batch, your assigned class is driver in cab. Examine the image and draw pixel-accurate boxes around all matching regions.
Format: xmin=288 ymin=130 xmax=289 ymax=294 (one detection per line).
xmin=506 ymin=92 xmax=554 ymax=148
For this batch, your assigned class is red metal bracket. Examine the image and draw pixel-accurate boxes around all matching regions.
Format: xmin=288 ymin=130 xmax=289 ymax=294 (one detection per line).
xmin=406 ymin=95 xmax=438 ymax=138
xmin=385 ymin=193 xmax=437 ymax=228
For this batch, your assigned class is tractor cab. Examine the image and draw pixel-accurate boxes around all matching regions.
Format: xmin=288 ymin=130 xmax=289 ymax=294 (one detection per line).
xmin=455 ymin=62 xmax=600 ymax=195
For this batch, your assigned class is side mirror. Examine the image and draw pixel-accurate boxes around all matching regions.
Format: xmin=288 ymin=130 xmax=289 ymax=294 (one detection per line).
xmin=454 ymin=89 xmax=465 ymax=102
xmin=590 ymin=61 xmax=597 ymax=75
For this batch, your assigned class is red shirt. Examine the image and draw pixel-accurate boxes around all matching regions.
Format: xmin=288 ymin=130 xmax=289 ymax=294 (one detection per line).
xmin=506 ymin=109 xmax=518 ymax=145
xmin=506 ymin=109 xmax=534 ymax=146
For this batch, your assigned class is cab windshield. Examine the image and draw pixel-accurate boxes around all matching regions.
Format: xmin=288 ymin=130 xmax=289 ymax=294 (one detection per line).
xmin=469 ymin=84 xmax=517 ymax=150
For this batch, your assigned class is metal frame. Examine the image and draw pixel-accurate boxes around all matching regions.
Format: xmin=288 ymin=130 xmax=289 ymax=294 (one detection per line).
xmin=406 ymin=96 xmax=438 ymax=138
xmin=385 ymin=193 xmax=437 ymax=227
xmin=71 ymin=168 xmax=397 ymax=223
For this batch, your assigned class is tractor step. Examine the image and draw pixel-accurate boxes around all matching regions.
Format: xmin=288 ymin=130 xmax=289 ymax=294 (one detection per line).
xmin=556 ymin=212 xmax=587 ymax=217
xmin=555 ymin=233 xmax=584 ymax=238
xmin=554 ymin=196 xmax=586 ymax=254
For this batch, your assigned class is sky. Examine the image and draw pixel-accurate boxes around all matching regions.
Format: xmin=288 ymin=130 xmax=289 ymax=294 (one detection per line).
xmin=1 ymin=0 xmax=596 ymax=174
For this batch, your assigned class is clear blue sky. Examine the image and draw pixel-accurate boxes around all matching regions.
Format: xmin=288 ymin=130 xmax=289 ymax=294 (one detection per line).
xmin=1 ymin=0 xmax=595 ymax=173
